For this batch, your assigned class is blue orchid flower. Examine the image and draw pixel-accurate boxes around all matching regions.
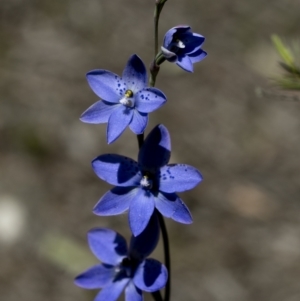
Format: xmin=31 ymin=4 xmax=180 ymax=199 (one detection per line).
xmin=75 ymin=215 xmax=167 ymax=301
xmin=80 ymin=54 xmax=167 ymax=144
xmin=161 ymin=25 xmax=207 ymax=72
xmin=92 ymin=124 xmax=203 ymax=236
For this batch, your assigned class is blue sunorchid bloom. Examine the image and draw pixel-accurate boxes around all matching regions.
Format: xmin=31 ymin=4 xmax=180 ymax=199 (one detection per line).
xmin=92 ymin=124 xmax=203 ymax=236
xmin=75 ymin=214 xmax=167 ymax=301
xmin=161 ymin=25 xmax=207 ymax=72
xmin=80 ymin=54 xmax=167 ymax=144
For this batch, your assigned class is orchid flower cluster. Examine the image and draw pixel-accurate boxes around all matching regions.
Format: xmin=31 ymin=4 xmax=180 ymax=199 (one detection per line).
xmin=75 ymin=2 xmax=207 ymax=301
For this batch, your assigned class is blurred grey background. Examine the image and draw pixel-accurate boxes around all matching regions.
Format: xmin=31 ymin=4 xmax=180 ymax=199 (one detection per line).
xmin=1 ymin=0 xmax=300 ymax=301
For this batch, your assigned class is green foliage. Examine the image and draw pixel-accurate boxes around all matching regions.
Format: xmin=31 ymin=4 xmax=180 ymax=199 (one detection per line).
xmin=271 ymin=34 xmax=300 ymax=90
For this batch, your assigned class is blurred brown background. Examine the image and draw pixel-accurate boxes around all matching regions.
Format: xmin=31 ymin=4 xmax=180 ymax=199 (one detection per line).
xmin=1 ymin=0 xmax=300 ymax=301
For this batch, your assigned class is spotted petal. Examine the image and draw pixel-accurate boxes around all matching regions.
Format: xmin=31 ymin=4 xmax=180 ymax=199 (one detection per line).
xmin=138 ymin=124 xmax=171 ymax=170
xmin=74 ymin=264 xmax=115 ymax=289
xmin=133 ymin=259 xmax=168 ymax=292
xmin=154 ymin=192 xmax=192 ymax=224
xmin=92 ymin=154 xmax=142 ymax=187
xmin=122 ymin=54 xmax=147 ymax=93
xmin=107 ymin=105 xmax=133 ymax=143
xmin=80 ymin=101 xmax=117 ymax=124
xmin=87 ymin=228 xmax=127 ymax=265
xmin=159 ymin=164 xmax=203 ymax=193
xmin=86 ymin=70 xmax=126 ymax=103
xmin=135 ymin=88 xmax=167 ymax=113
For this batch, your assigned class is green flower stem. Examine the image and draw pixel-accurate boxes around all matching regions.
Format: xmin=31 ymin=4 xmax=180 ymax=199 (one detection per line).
xmin=157 ymin=210 xmax=171 ymax=301
xmin=154 ymin=0 xmax=168 ymax=57
xmin=150 ymin=0 xmax=168 ymax=88
xmin=137 ymin=3 xmax=171 ymax=301
xmin=152 ymin=3 xmax=171 ymax=301
xmin=150 ymin=52 xmax=166 ymax=87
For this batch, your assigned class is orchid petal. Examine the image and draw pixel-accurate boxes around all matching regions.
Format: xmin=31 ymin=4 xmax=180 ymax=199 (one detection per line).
xmin=94 ymin=278 xmax=129 ymax=301
xmin=163 ymin=26 xmax=190 ymax=48
xmin=93 ymin=187 xmax=137 ymax=216
xmin=133 ymin=259 xmax=168 ymax=292
xmin=86 ymin=70 xmax=126 ymax=103
xmin=159 ymin=164 xmax=203 ymax=193
xmin=129 ymin=110 xmax=148 ymax=134
xmin=154 ymin=192 xmax=192 ymax=224
xmin=138 ymin=124 xmax=171 ymax=169
xmin=74 ymin=264 xmax=115 ymax=289
xmin=176 ymin=55 xmax=193 ymax=72
xmin=135 ymin=88 xmax=167 ymax=113
xmin=125 ymin=282 xmax=143 ymax=301
xmin=129 ymin=213 xmax=159 ymax=260
xmin=189 ymin=49 xmax=207 ymax=63
xmin=107 ymin=106 xmax=133 ymax=143
xmin=122 ymin=54 xmax=147 ymax=93
xmin=129 ymin=188 xmax=155 ymax=236
xmin=87 ymin=228 xmax=127 ymax=264
xmin=92 ymin=154 xmax=142 ymax=186
xmin=181 ymin=32 xmax=205 ymax=54
xmin=80 ymin=101 xmax=117 ymax=124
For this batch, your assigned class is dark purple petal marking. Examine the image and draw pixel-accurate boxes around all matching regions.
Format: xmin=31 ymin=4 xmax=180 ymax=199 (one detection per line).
xmin=182 ymin=33 xmax=205 ymax=54
xmin=189 ymin=49 xmax=207 ymax=64
xmin=80 ymin=101 xmax=118 ymax=124
xmin=138 ymin=124 xmax=171 ymax=170
xmin=92 ymin=154 xmax=142 ymax=187
xmin=93 ymin=187 xmax=137 ymax=216
xmin=176 ymin=55 xmax=193 ymax=72
xmin=163 ymin=26 xmax=190 ymax=49
xmin=88 ymin=228 xmax=127 ymax=264
xmin=83 ymin=55 xmax=168 ymax=142
xmin=135 ymin=88 xmax=167 ymax=113
xmin=162 ymin=25 xmax=206 ymax=71
xmin=129 ymin=213 xmax=159 ymax=260
xmin=159 ymin=164 xmax=203 ymax=193
xmin=74 ymin=264 xmax=115 ymax=289
xmin=86 ymin=70 xmax=126 ymax=103
xmin=133 ymin=259 xmax=168 ymax=292
xmin=122 ymin=54 xmax=147 ymax=93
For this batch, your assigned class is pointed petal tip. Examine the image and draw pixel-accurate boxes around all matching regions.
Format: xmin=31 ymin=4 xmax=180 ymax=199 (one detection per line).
xmin=182 ymin=217 xmax=193 ymax=224
xmin=107 ymin=138 xmax=113 ymax=144
xmin=198 ymin=171 xmax=204 ymax=182
xmin=126 ymin=53 xmax=145 ymax=68
xmin=92 ymin=206 xmax=101 ymax=216
xmin=130 ymin=53 xmax=140 ymax=60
